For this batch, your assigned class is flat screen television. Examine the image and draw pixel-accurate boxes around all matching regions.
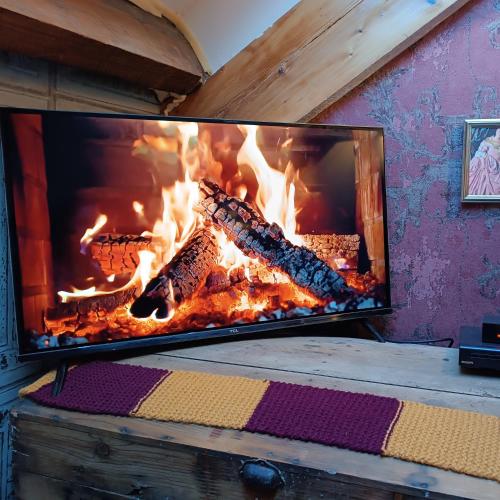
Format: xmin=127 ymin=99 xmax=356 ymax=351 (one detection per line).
xmin=0 ymin=109 xmax=391 ymax=361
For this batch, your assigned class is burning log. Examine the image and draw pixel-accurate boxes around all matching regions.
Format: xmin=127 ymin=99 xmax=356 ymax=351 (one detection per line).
xmin=229 ymin=266 xmax=246 ymax=285
xmin=198 ymin=179 xmax=347 ymax=299
xmin=89 ymin=233 xmax=152 ymax=277
xmin=205 ymin=266 xmax=232 ymax=293
xmin=130 ymin=228 xmax=219 ymax=318
xmin=44 ymin=287 xmax=138 ymax=334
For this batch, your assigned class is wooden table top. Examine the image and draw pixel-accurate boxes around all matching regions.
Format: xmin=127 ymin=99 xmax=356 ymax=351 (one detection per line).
xmin=12 ymin=337 xmax=500 ymax=499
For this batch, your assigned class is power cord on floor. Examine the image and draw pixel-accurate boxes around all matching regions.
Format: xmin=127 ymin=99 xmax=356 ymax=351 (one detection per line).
xmin=361 ymin=319 xmax=454 ymax=347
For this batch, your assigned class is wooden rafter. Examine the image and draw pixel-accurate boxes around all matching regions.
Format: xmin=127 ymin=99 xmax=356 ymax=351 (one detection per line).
xmin=175 ymin=0 xmax=470 ymax=121
xmin=0 ymin=0 xmax=203 ymax=94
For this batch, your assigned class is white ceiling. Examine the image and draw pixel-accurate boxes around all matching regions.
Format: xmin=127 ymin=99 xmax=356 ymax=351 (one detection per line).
xmin=129 ymin=0 xmax=299 ymax=74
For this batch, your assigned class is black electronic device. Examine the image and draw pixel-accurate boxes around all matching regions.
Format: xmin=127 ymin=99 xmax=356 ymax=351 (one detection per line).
xmin=0 ymin=108 xmax=391 ymax=362
xmin=482 ymin=315 xmax=500 ymax=344
xmin=459 ymin=326 xmax=500 ymax=372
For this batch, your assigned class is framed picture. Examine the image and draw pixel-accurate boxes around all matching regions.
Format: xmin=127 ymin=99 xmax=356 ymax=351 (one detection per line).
xmin=462 ymin=119 xmax=500 ymax=203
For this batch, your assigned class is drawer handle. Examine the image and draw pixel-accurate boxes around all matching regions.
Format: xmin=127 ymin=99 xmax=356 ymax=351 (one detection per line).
xmin=239 ymin=459 xmax=285 ymax=493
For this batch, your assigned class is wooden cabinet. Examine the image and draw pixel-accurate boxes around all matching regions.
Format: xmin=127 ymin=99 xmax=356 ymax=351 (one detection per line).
xmin=11 ymin=338 xmax=500 ymax=499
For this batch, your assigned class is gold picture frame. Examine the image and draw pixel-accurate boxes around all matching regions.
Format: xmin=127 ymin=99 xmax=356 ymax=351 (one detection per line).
xmin=462 ymin=118 xmax=500 ymax=203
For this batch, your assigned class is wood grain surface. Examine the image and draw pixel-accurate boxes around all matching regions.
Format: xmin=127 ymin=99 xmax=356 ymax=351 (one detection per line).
xmin=11 ymin=337 xmax=500 ymax=499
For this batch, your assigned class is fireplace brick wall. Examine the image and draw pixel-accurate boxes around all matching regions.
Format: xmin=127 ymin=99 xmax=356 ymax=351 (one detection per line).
xmin=315 ymin=0 xmax=500 ymax=343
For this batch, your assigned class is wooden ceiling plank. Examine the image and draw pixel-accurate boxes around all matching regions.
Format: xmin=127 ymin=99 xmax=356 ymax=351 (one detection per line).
xmin=175 ymin=0 xmax=470 ymax=121
xmin=0 ymin=0 xmax=203 ymax=94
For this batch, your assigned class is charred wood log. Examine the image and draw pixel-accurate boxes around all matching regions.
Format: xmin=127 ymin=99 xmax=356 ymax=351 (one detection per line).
xmin=44 ymin=287 xmax=138 ymax=334
xmin=229 ymin=266 xmax=247 ymax=285
xmin=198 ymin=179 xmax=347 ymax=299
xmin=89 ymin=233 xmax=152 ymax=277
xmin=130 ymin=228 xmax=219 ymax=318
xmin=205 ymin=266 xmax=232 ymax=293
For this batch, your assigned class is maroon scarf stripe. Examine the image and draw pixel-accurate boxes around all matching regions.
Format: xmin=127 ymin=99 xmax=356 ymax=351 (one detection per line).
xmin=29 ymin=361 xmax=169 ymax=416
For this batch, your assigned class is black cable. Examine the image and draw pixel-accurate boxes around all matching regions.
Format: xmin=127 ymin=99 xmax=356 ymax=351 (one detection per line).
xmin=361 ymin=319 xmax=454 ymax=347
xmin=384 ymin=337 xmax=454 ymax=348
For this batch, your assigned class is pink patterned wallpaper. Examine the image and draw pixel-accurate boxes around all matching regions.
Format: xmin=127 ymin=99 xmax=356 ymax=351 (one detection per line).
xmin=316 ymin=0 xmax=500 ymax=343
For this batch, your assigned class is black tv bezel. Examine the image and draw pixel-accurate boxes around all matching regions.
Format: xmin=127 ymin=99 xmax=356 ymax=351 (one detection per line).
xmin=0 ymin=107 xmax=392 ymax=362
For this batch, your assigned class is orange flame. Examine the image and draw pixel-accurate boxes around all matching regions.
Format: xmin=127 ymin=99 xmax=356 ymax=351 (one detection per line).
xmin=137 ymin=122 xmax=204 ymax=288
xmin=212 ymin=227 xmax=253 ymax=278
xmin=333 ymin=258 xmax=348 ymax=270
xmin=58 ymin=249 xmax=157 ymax=304
xmin=136 ymin=250 xmax=156 ymax=293
xmin=58 ymin=286 xmax=98 ymax=303
xmin=80 ymin=214 xmax=107 ymax=254
xmin=132 ymin=201 xmax=144 ymax=217
xmin=237 ymin=125 xmax=302 ymax=245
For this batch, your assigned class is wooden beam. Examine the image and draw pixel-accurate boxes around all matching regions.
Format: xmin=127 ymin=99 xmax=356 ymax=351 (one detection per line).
xmin=0 ymin=0 xmax=203 ymax=94
xmin=175 ymin=0 xmax=470 ymax=121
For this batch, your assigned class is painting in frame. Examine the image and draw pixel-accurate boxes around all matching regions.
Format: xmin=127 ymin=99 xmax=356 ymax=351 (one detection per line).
xmin=462 ymin=119 xmax=500 ymax=203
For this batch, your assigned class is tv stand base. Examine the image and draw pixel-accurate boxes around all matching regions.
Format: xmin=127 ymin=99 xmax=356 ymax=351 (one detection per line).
xmin=360 ymin=319 xmax=385 ymax=343
xmin=51 ymin=359 xmax=69 ymax=396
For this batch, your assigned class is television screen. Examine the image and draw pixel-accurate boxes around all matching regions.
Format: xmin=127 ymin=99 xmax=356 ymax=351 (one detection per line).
xmin=0 ymin=109 xmax=391 ymax=360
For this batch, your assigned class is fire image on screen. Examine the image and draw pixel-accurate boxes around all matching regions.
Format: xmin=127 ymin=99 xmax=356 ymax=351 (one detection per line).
xmin=5 ymin=113 xmax=388 ymax=353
